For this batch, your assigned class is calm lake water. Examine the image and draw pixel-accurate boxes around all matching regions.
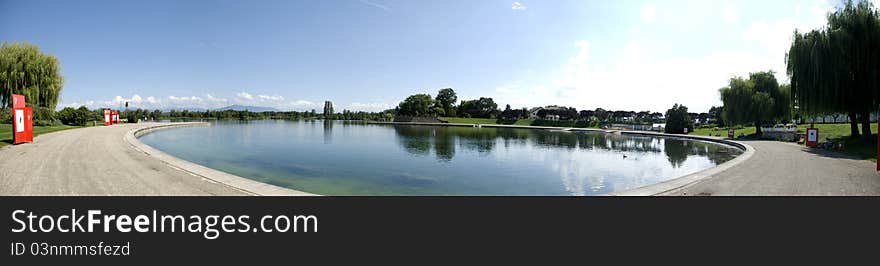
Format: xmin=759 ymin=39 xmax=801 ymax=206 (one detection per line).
xmin=139 ymin=120 xmax=743 ymax=196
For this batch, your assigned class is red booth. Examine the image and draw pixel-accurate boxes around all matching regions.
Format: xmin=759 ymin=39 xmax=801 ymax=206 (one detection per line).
xmin=805 ymin=128 xmax=819 ymax=147
xmin=103 ymin=109 xmax=112 ymax=126
xmin=112 ymin=111 xmax=119 ymax=124
xmin=10 ymin=94 xmax=33 ymax=144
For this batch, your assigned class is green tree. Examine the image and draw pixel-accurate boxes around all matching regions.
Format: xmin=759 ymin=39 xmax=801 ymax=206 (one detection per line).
xmin=458 ymin=97 xmax=498 ymax=118
xmin=397 ymin=94 xmax=434 ymax=117
xmin=664 ymin=104 xmax=693 ymax=134
xmin=719 ymin=71 xmax=790 ymax=136
xmin=434 ymin=88 xmax=457 ymax=117
xmin=786 ymin=0 xmax=880 ymax=140
xmin=0 ymin=42 xmax=64 ymax=111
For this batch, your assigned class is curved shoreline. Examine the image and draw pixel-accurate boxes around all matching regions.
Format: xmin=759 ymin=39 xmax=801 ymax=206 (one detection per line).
xmin=126 ymin=122 xmax=316 ymax=196
xmin=368 ymin=121 xmax=754 ymax=196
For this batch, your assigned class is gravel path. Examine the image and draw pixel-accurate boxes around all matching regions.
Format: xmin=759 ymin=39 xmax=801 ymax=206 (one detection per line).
xmin=663 ymin=140 xmax=880 ymax=196
xmin=0 ymin=123 xmax=247 ymax=195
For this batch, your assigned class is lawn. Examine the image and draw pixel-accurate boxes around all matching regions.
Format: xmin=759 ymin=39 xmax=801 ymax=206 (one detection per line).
xmin=0 ymin=124 xmax=81 ymax=147
xmin=692 ymin=123 xmax=879 ymax=161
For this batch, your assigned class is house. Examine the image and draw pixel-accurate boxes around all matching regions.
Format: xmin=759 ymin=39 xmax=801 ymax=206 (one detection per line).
xmin=528 ymin=107 xmax=543 ymax=119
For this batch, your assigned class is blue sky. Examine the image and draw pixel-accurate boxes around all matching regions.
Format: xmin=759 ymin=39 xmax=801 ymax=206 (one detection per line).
xmin=0 ymin=0 xmax=856 ymax=112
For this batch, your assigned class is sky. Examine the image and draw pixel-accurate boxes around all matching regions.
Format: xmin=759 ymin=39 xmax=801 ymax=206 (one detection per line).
xmin=0 ymin=0 xmax=863 ymax=113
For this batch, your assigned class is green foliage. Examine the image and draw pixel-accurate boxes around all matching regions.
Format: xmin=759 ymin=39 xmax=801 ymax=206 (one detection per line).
xmin=57 ymin=107 xmax=91 ymax=126
xmin=664 ymin=104 xmax=693 ymax=134
xmin=434 ymin=88 xmax=457 ymax=117
xmin=458 ymin=97 xmax=498 ymax=118
xmin=397 ymin=94 xmax=434 ymax=117
xmin=0 ymin=42 xmax=64 ymax=111
xmin=719 ymin=71 xmax=789 ymax=135
xmin=786 ymin=0 xmax=880 ymax=138
xmin=0 ymin=108 xmax=10 ymax=124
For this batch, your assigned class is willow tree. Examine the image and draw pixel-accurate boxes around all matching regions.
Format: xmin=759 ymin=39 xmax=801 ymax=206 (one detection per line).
xmin=786 ymin=0 xmax=880 ymax=139
xmin=720 ymin=72 xmax=789 ymax=136
xmin=0 ymin=42 xmax=64 ymax=110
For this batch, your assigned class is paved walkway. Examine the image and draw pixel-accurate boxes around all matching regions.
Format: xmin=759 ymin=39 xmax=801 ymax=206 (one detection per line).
xmin=0 ymin=123 xmax=249 ymax=195
xmin=663 ymin=140 xmax=880 ymax=196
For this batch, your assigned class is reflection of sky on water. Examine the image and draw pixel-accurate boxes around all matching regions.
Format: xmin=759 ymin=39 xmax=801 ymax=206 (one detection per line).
xmin=140 ymin=120 xmax=742 ymax=196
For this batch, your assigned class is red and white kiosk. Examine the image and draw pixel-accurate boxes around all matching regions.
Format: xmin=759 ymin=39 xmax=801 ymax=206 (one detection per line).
xmin=805 ymin=127 xmax=819 ymax=148
xmin=10 ymin=94 xmax=33 ymax=144
xmin=112 ymin=110 xmax=119 ymax=124
xmin=103 ymin=109 xmax=112 ymax=126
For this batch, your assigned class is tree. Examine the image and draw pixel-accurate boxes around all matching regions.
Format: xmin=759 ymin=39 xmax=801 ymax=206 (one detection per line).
xmin=708 ymin=106 xmax=724 ymax=126
xmin=434 ymin=88 xmax=457 ymax=117
xmin=787 ymin=0 xmax=880 ymax=140
xmin=719 ymin=71 xmax=790 ymax=136
xmin=665 ymin=104 xmax=694 ymax=134
xmin=0 ymin=42 xmax=65 ymax=116
xmin=458 ymin=97 xmax=498 ymax=118
xmin=397 ymin=94 xmax=434 ymax=117
xmin=323 ymin=101 xmax=334 ymax=116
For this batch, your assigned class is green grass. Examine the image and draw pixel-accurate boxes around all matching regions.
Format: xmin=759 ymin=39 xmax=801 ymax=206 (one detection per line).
xmin=0 ymin=124 xmax=81 ymax=147
xmin=692 ymin=123 xmax=879 ymax=161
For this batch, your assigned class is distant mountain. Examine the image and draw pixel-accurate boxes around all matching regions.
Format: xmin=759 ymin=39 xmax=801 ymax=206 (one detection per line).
xmin=159 ymin=107 xmax=207 ymax=112
xmin=214 ymin=105 xmax=280 ymax=112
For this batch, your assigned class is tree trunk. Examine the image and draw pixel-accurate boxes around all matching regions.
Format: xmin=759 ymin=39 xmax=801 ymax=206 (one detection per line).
xmin=755 ymin=121 xmax=762 ymax=136
xmin=848 ymin=111 xmax=860 ymax=138
xmin=860 ymin=110 xmax=872 ymax=142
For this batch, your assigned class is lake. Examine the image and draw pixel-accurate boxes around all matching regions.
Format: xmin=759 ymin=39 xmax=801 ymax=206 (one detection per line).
xmin=138 ymin=120 xmax=743 ymax=195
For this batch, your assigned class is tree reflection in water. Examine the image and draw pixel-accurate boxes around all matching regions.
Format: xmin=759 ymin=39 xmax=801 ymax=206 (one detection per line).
xmin=393 ymin=126 xmax=688 ymax=162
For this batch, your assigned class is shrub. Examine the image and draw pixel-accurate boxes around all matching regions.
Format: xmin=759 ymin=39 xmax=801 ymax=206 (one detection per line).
xmin=0 ymin=108 xmax=10 ymax=124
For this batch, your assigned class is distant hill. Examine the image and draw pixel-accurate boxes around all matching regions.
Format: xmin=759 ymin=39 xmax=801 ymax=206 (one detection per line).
xmin=214 ymin=105 xmax=280 ymax=112
xmin=159 ymin=107 xmax=207 ymax=112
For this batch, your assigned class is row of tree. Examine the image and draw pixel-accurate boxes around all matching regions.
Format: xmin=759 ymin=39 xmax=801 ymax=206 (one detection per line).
xmin=395 ymin=88 xmax=709 ymax=124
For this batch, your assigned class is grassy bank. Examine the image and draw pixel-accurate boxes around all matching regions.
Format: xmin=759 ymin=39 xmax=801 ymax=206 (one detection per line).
xmin=0 ymin=124 xmax=81 ymax=147
xmin=692 ymin=123 xmax=878 ymax=161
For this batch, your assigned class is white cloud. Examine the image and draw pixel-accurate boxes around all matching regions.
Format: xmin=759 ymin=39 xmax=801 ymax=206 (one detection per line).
xmin=722 ymin=3 xmax=738 ymax=24
xmin=640 ymin=5 xmax=656 ymax=24
xmin=257 ymin=94 xmax=285 ymax=101
xmin=492 ymin=0 xmax=841 ymax=113
xmin=346 ymin=102 xmax=393 ymax=112
xmin=236 ymin=91 xmax=254 ymax=100
xmin=493 ymin=39 xmax=780 ymax=113
xmin=512 ymin=1 xmax=527 ymax=11
xmin=358 ymin=0 xmax=390 ymax=11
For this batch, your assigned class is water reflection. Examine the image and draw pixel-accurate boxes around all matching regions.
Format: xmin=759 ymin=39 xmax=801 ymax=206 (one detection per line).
xmin=392 ymin=126 xmax=692 ymax=163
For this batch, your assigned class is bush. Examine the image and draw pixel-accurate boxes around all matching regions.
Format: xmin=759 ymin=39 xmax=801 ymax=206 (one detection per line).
xmin=0 ymin=108 xmax=10 ymax=124
xmin=31 ymin=106 xmax=56 ymax=125
xmin=57 ymin=106 xmax=95 ymax=126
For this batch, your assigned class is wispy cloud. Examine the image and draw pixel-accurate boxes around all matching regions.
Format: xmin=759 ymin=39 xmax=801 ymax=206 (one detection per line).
xmin=358 ymin=0 xmax=390 ymax=12
xmin=512 ymin=1 xmax=527 ymax=11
